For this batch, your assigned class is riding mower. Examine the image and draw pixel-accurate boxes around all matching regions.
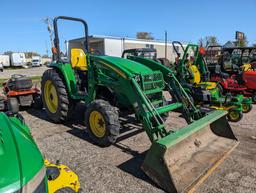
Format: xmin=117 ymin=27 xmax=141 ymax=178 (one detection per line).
xmin=0 ymin=100 xmax=81 ymax=193
xmin=2 ymin=74 xmax=43 ymax=111
xmin=171 ymin=41 xmax=251 ymax=122
xmin=206 ymin=46 xmax=256 ymax=103
xmin=41 ymin=16 xmax=238 ymax=193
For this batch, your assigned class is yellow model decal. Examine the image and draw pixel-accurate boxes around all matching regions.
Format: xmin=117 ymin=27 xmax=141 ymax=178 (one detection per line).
xmin=99 ymin=61 xmax=127 ymax=79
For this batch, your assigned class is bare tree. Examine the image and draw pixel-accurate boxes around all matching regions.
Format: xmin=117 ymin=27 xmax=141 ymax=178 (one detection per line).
xmin=136 ymin=32 xmax=154 ymax=40
xmin=25 ymin=52 xmax=40 ymax=58
xmin=198 ymin=36 xmax=219 ymax=47
xmin=4 ymin=51 xmax=13 ymax=55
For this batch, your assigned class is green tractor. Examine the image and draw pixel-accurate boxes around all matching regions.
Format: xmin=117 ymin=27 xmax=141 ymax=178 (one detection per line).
xmin=171 ymin=41 xmax=252 ymax=122
xmin=41 ymin=16 xmax=238 ymax=193
xmin=0 ymin=103 xmax=81 ymax=193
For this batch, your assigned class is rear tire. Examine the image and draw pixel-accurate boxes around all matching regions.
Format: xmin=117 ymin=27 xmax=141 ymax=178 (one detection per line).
xmin=85 ymin=99 xmax=120 ymax=147
xmin=41 ymin=69 xmax=73 ymax=123
xmin=242 ymin=103 xmax=252 ymax=113
xmin=227 ymin=110 xmax=243 ymax=122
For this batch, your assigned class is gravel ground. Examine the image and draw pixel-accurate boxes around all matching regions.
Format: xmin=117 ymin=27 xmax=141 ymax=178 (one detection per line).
xmin=21 ymin=104 xmax=256 ymax=193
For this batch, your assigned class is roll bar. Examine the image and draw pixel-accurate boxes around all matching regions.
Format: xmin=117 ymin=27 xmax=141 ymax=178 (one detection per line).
xmin=53 ymin=16 xmax=89 ymax=62
xmin=172 ymin=41 xmax=185 ymax=56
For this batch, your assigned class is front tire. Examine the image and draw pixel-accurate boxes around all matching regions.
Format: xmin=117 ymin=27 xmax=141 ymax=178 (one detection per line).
xmin=227 ymin=110 xmax=243 ymax=122
xmin=41 ymin=69 xmax=73 ymax=122
xmin=85 ymin=99 xmax=120 ymax=147
xmin=242 ymin=103 xmax=252 ymax=113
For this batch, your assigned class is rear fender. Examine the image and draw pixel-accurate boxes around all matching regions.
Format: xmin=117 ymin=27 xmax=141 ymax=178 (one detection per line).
xmin=49 ymin=63 xmax=78 ymax=99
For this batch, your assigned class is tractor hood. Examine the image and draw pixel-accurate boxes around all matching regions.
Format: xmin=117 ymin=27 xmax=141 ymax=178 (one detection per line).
xmin=91 ymin=55 xmax=155 ymax=76
xmin=0 ymin=113 xmax=44 ymax=192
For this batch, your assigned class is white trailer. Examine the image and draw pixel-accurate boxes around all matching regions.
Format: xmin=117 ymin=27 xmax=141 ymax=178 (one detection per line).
xmin=10 ymin=53 xmax=26 ymax=67
xmin=0 ymin=55 xmax=10 ymax=67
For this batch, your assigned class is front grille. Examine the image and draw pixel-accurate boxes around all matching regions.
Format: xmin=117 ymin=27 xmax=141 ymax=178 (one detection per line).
xmin=143 ymin=73 xmax=162 ymax=82
xmin=141 ymin=72 xmax=164 ymax=91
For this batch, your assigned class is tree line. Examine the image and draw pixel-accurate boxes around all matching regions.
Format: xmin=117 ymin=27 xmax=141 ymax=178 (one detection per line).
xmin=136 ymin=32 xmax=255 ymax=47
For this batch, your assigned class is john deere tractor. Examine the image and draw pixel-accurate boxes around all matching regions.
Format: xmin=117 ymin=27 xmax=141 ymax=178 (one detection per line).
xmin=41 ymin=16 xmax=238 ymax=193
xmin=0 ymin=101 xmax=81 ymax=193
xmin=171 ymin=41 xmax=252 ymax=122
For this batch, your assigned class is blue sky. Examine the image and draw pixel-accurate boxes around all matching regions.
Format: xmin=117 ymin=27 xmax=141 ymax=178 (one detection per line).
xmin=0 ymin=0 xmax=255 ymax=55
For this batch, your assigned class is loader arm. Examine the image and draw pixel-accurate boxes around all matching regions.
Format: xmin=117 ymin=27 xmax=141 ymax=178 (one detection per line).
xmin=119 ymin=56 xmax=238 ymax=193
xmin=90 ymin=56 xmax=182 ymax=141
xmin=127 ymin=56 xmax=202 ymax=122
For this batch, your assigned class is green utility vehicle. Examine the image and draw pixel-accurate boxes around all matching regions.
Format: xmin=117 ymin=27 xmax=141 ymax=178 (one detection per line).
xmin=41 ymin=16 xmax=238 ymax=193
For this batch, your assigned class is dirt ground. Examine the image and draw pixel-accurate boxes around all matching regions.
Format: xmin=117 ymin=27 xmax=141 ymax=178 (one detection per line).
xmin=21 ymin=104 xmax=256 ymax=193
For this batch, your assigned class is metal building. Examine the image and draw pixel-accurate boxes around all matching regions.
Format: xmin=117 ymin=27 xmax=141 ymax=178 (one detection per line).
xmin=68 ymin=35 xmax=186 ymax=63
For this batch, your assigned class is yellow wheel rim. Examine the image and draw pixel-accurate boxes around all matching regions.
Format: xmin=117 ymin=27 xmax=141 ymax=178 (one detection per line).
xmin=229 ymin=111 xmax=239 ymax=121
xmin=89 ymin=111 xmax=106 ymax=138
xmin=242 ymin=104 xmax=249 ymax=112
xmin=44 ymin=80 xmax=58 ymax=113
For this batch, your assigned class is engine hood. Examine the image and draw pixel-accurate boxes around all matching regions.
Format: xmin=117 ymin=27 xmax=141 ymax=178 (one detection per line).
xmin=91 ymin=55 xmax=155 ymax=76
xmin=0 ymin=113 xmax=44 ymax=192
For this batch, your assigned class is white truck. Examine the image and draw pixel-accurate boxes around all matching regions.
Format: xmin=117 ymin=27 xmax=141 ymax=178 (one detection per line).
xmin=31 ymin=56 xmax=42 ymax=67
xmin=10 ymin=53 xmax=26 ymax=67
xmin=0 ymin=55 xmax=10 ymax=68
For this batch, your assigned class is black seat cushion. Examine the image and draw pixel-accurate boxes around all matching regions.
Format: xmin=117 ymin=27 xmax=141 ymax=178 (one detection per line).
xmin=8 ymin=74 xmax=33 ymax=91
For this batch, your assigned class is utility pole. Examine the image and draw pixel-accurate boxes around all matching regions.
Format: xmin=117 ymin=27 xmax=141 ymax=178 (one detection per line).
xmin=43 ymin=17 xmax=54 ymax=47
xmin=45 ymin=41 xmax=49 ymax=57
xmin=165 ymin=31 xmax=167 ymax=59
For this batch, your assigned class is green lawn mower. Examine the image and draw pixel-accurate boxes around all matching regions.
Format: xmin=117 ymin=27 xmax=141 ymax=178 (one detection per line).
xmin=0 ymin=101 xmax=81 ymax=193
xmin=41 ymin=16 xmax=238 ymax=193
xmin=171 ymin=41 xmax=252 ymax=122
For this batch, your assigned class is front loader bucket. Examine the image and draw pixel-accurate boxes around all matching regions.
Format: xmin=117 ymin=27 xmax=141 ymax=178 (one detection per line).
xmin=142 ymin=110 xmax=238 ymax=193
